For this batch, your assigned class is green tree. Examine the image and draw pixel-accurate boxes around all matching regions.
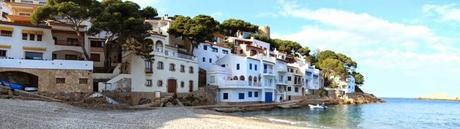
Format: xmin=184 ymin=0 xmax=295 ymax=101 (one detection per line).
xmin=298 ymin=47 xmax=310 ymax=57
xmin=337 ymin=53 xmax=357 ymax=68
xmin=88 ymin=0 xmax=156 ymax=68
xmin=220 ymin=18 xmax=258 ymax=36
xmin=168 ymin=15 xmax=219 ymax=52
xmin=353 ymin=72 xmax=364 ymax=86
xmin=32 ymin=0 xmax=102 ymax=60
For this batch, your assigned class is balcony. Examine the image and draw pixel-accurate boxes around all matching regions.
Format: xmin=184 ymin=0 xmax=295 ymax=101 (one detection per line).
xmin=0 ymin=58 xmax=93 ymax=70
xmin=263 ymin=69 xmax=275 ymax=76
xmin=276 ymin=79 xmax=288 ymax=85
xmin=55 ymin=40 xmax=82 ymax=46
xmin=154 ymin=50 xmax=196 ymax=61
xmin=218 ymin=80 xmax=262 ymax=89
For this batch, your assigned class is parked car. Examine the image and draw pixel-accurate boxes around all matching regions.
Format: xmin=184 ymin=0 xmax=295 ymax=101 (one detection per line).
xmin=24 ymin=87 xmax=38 ymax=92
xmin=9 ymin=83 xmax=24 ymax=91
xmin=0 ymin=80 xmax=10 ymax=87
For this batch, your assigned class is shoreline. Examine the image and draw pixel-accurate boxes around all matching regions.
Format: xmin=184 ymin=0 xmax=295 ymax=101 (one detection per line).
xmin=0 ymin=98 xmax=309 ymax=129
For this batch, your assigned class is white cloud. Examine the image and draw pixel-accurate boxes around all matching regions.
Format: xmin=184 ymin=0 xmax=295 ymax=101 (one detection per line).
xmin=274 ymin=0 xmax=460 ymax=72
xmin=423 ymin=4 xmax=460 ymax=22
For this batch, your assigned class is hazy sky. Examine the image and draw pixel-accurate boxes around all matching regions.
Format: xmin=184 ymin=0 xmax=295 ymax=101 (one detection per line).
xmin=129 ymin=0 xmax=460 ymax=98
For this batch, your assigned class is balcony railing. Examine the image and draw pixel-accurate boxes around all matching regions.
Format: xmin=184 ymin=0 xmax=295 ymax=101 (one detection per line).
xmin=154 ymin=50 xmax=195 ymax=60
xmin=55 ymin=40 xmax=82 ymax=46
xmin=0 ymin=58 xmax=93 ymax=70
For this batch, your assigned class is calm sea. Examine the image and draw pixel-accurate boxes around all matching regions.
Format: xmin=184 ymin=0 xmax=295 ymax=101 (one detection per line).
xmin=233 ymin=98 xmax=460 ymax=129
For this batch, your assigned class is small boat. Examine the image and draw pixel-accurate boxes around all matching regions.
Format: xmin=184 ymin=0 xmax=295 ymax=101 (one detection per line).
xmin=308 ymin=104 xmax=328 ymax=109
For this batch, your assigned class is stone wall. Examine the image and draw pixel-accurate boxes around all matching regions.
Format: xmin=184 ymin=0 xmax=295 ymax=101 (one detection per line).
xmin=0 ymin=68 xmax=93 ymax=94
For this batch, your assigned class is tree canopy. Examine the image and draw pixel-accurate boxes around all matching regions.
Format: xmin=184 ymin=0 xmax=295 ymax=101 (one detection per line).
xmin=32 ymin=0 xmax=102 ymax=60
xmin=353 ymin=72 xmax=364 ymax=86
xmin=88 ymin=0 xmax=156 ymax=63
xmin=167 ymin=15 xmax=219 ymax=51
xmin=220 ymin=18 xmax=258 ymax=36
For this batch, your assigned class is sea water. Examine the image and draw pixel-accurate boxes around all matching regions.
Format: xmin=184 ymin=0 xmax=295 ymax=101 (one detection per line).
xmin=233 ymin=98 xmax=460 ymax=129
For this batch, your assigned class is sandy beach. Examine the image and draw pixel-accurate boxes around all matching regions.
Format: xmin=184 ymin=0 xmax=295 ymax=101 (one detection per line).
xmin=0 ymin=99 xmax=307 ymax=129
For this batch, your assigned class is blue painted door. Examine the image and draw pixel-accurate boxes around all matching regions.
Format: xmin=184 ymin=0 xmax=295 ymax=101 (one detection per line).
xmin=265 ymin=92 xmax=273 ymax=103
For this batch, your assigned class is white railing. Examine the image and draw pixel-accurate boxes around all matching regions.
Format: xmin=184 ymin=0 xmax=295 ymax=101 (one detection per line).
xmin=154 ymin=50 xmax=196 ymax=60
xmin=0 ymin=58 xmax=93 ymax=70
xmin=219 ymin=80 xmax=262 ymax=89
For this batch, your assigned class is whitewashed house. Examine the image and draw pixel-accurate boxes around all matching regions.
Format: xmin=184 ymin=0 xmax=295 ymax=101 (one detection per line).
xmin=99 ymin=17 xmax=199 ymax=104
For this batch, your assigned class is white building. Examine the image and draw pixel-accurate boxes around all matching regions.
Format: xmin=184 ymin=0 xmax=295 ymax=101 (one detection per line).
xmin=202 ymin=35 xmax=278 ymax=103
xmin=207 ymin=54 xmax=276 ymax=103
xmin=194 ymin=42 xmax=230 ymax=71
xmin=98 ymin=17 xmax=199 ymax=104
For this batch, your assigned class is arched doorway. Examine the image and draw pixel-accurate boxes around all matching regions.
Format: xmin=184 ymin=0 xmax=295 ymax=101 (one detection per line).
xmin=167 ymin=79 xmax=177 ymax=93
xmin=0 ymin=71 xmax=38 ymax=89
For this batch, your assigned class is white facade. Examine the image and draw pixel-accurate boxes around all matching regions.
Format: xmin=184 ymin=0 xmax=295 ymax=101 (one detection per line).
xmin=346 ymin=75 xmax=356 ymax=93
xmin=208 ymin=54 xmax=276 ymax=103
xmin=110 ymin=18 xmax=199 ymax=94
xmin=0 ymin=23 xmax=93 ymax=70
xmin=194 ymin=43 xmax=230 ymax=71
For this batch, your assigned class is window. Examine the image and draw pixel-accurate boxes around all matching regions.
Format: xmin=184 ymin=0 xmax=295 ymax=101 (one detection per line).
xmin=210 ymin=76 xmax=216 ymax=83
xmin=180 ymin=81 xmax=185 ymax=88
xmin=238 ymin=93 xmax=245 ymax=99
xmin=155 ymin=41 xmax=163 ymax=52
xmin=145 ymin=61 xmax=153 ymax=73
xmin=169 ymin=63 xmax=175 ymax=71
xmin=37 ymin=34 xmax=42 ymax=41
xmin=25 ymin=52 xmax=43 ymax=60
xmin=157 ymin=61 xmax=164 ymax=70
xmin=90 ymin=54 xmax=100 ymax=62
xmin=212 ymin=47 xmax=218 ymax=52
xmin=79 ymin=78 xmax=88 ymax=84
xmin=248 ymin=92 xmax=253 ymax=97
xmin=240 ymin=75 xmax=245 ymax=81
xmin=67 ymin=38 xmax=79 ymax=46
xmin=180 ymin=65 xmax=185 ymax=73
xmin=203 ymin=45 xmax=207 ymax=50
xmin=65 ymin=54 xmax=78 ymax=60
xmin=287 ymin=87 xmax=292 ymax=91
xmin=0 ymin=50 xmax=6 ymax=57
xmin=22 ymin=33 xmax=28 ymax=40
xmin=295 ymin=87 xmax=299 ymax=92
xmin=0 ymin=30 xmax=12 ymax=37
xmin=236 ymin=64 xmax=240 ymax=70
xmin=223 ymin=93 xmax=228 ymax=100
xmin=157 ymin=80 xmax=163 ymax=87
xmin=90 ymin=41 xmax=103 ymax=48
xmin=56 ymin=78 xmax=65 ymax=84
xmin=221 ymin=64 xmax=225 ymax=68
xmin=189 ymin=66 xmax=194 ymax=74
xmin=202 ymin=57 xmax=205 ymax=62
xmin=209 ymin=58 xmax=212 ymax=63
xmin=222 ymin=50 xmax=228 ymax=54
xmin=254 ymin=92 xmax=259 ymax=97
xmin=255 ymin=65 xmax=257 ymax=71
xmin=145 ymin=79 xmax=152 ymax=87
xmin=29 ymin=34 xmax=35 ymax=41
xmin=288 ymin=76 xmax=292 ymax=81
xmin=249 ymin=63 xmax=252 ymax=70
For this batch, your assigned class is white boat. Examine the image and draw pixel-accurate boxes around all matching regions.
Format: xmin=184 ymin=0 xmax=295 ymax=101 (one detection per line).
xmin=308 ymin=104 xmax=328 ymax=109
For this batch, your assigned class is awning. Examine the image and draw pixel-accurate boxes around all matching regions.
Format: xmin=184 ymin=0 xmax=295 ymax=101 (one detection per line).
xmin=0 ymin=44 xmax=11 ymax=49
xmin=22 ymin=29 xmax=43 ymax=35
xmin=23 ymin=46 xmax=46 ymax=51
xmin=0 ymin=26 xmax=14 ymax=31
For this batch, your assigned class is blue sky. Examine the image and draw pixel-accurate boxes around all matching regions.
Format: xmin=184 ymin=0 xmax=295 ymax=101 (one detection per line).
xmin=129 ymin=0 xmax=460 ymax=98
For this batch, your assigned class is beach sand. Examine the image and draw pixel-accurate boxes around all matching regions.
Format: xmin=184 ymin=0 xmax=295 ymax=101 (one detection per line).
xmin=0 ymin=99 xmax=307 ymax=129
